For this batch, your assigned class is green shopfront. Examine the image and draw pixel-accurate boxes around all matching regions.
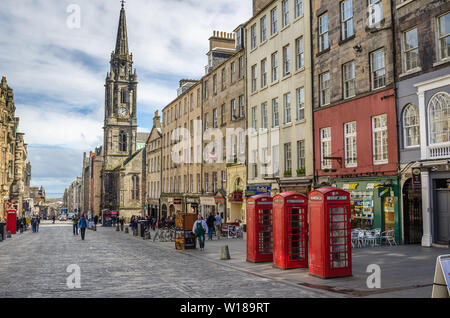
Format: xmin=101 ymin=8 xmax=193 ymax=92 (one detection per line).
xmin=330 ymin=176 xmax=401 ymax=243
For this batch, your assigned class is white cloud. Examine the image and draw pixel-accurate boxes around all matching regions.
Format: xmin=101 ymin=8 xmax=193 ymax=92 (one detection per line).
xmin=0 ymin=0 xmax=252 ymax=196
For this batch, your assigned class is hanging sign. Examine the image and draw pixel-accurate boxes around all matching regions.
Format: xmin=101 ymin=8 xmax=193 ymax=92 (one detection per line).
xmin=412 ymin=169 xmax=422 ymax=190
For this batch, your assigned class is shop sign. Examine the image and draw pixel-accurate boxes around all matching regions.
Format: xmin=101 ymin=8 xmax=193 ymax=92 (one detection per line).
xmin=343 ymin=184 xmax=358 ymax=190
xmin=413 ymin=169 xmax=421 ymax=190
xmin=366 ymin=183 xmax=375 ymax=190
xmin=327 ymin=196 xmax=348 ymax=201
xmin=200 ymin=197 xmax=216 ymax=206
xmin=246 ymin=185 xmax=272 ymax=197
xmin=378 ymin=187 xmax=390 ymax=198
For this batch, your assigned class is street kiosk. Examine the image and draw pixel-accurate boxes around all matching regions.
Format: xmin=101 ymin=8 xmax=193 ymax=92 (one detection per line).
xmin=6 ymin=209 xmax=17 ymax=235
xmin=273 ymin=192 xmax=308 ymax=269
xmin=308 ymin=187 xmax=352 ymax=278
xmin=246 ymin=195 xmax=273 ymax=263
xmin=175 ymin=213 xmax=197 ymax=250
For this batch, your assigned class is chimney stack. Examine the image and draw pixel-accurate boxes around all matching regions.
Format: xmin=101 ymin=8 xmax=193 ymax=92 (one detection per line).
xmin=253 ymin=0 xmax=273 ymax=16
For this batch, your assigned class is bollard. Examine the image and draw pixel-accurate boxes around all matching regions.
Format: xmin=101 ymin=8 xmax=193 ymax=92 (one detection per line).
xmin=6 ymin=231 xmax=11 ymax=239
xmin=125 ymin=226 xmax=129 ymax=234
xmin=221 ymin=245 xmax=231 ymax=260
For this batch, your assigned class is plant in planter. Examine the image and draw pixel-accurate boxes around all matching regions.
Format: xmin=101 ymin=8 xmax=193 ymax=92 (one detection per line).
xmin=284 ymin=170 xmax=292 ymax=177
xmin=296 ymin=168 xmax=306 ymax=176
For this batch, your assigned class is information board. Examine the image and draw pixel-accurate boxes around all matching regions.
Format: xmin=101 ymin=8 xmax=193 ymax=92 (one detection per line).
xmin=432 ymin=254 xmax=450 ymax=298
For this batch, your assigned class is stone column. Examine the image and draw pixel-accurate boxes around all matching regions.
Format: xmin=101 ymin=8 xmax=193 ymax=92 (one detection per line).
xmin=421 ymin=170 xmax=432 ymax=247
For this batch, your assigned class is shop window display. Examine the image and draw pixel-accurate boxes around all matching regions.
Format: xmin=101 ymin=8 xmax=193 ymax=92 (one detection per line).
xmin=350 ymin=191 xmax=374 ymax=229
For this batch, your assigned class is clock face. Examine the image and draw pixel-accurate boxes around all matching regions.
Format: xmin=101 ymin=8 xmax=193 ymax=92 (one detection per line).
xmin=119 ymin=107 xmax=128 ymax=117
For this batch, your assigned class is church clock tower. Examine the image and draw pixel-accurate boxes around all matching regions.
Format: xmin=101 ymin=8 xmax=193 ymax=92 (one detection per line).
xmin=102 ymin=3 xmax=138 ymax=210
xmin=103 ymin=2 xmax=138 ymax=171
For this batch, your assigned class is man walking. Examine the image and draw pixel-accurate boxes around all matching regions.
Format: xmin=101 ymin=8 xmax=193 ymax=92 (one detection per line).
xmin=72 ymin=213 xmax=79 ymax=236
xmin=79 ymin=213 xmax=87 ymax=241
xmin=206 ymin=213 xmax=215 ymax=240
xmin=215 ymin=212 xmax=222 ymax=240
xmin=192 ymin=214 xmax=208 ymax=251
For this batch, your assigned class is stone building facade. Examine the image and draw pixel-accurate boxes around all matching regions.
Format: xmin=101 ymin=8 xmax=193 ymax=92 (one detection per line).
xmin=161 ymin=80 xmax=203 ymax=218
xmin=201 ymin=31 xmax=246 ymax=220
xmin=145 ymin=111 xmax=162 ymax=219
xmin=393 ymin=0 xmax=450 ymax=246
xmin=312 ymin=0 xmax=401 ymax=241
xmin=0 ymin=76 xmax=32 ymax=218
xmin=246 ymin=0 xmax=314 ymax=204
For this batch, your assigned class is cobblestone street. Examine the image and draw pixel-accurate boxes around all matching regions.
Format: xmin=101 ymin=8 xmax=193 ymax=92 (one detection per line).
xmin=0 ymin=222 xmax=329 ymax=298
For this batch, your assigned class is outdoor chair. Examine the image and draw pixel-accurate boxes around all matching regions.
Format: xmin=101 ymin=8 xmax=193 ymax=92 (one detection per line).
xmin=351 ymin=230 xmax=360 ymax=248
xmin=380 ymin=230 xmax=398 ymax=246
xmin=364 ymin=229 xmax=380 ymax=247
xmin=357 ymin=230 xmax=366 ymax=248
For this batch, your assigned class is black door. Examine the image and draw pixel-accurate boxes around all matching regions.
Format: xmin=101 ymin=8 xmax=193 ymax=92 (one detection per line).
xmin=403 ymin=179 xmax=423 ymax=244
xmin=436 ymin=188 xmax=450 ymax=244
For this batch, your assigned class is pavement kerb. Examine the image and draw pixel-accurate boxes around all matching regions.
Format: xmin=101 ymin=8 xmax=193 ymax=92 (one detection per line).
xmin=116 ymin=228 xmax=346 ymax=298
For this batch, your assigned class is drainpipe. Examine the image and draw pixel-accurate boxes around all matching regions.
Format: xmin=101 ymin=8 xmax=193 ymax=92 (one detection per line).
xmin=310 ymin=0 xmax=317 ymax=189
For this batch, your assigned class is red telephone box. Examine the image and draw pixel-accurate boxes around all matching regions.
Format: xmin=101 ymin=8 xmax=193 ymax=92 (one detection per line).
xmin=273 ymin=192 xmax=308 ymax=269
xmin=246 ymin=195 xmax=273 ymax=263
xmin=6 ymin=209 xmax=17 ymax=235
xmin=308 ymin=187 xmax=352 ymax=278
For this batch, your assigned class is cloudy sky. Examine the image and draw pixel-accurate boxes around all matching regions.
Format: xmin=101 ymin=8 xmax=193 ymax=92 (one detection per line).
xmin=0 ymin=0 xmax=252 ymax=198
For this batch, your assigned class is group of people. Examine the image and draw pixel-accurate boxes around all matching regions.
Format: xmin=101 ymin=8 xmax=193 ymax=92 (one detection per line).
xmin=193 ymin=212 xmax=223 ymax=251
xmin=30 ymin=215 xmax=40 ymax=233
xmin=71 ymin=213 xmax=96 ymax=240
xmin=15 ymin=216 xmax=28 ymax=233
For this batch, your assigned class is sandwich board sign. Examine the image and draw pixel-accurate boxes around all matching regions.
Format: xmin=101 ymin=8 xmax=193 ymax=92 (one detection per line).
xmin=432 ymin=254 xmax=450 ymax=298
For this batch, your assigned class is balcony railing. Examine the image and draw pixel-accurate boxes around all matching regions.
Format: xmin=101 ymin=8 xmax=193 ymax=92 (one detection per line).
xmin=428 ymin=143 xmax=450 ymax=159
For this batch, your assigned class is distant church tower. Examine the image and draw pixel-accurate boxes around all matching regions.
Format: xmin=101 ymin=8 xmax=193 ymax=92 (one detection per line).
xmin=102 ymin=3 xmax=138 ymax=209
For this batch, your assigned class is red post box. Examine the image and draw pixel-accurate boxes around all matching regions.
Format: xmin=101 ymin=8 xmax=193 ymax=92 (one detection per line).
xmin=273 ymin=192 xmax=308 ymax=269
xmin=6 ymin=209 xmax=17 ymax=235
xmin=308 ymin=187 xmax=352 ymax=278
xmin=246 ymin=195 xmax=273 ymax=263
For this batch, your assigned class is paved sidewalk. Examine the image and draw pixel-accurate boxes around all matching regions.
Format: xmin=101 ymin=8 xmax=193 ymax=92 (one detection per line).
xmin=126 ymin=227 xmax=450 ymax=298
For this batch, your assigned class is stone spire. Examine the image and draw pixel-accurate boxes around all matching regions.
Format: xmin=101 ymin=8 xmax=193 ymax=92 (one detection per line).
xmin=115 ymin=4 xmax=129 ymax=56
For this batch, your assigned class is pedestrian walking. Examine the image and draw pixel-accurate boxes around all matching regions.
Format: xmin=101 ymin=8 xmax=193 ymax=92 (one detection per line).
xmin=215 ymin=212 xmax=223 ymax=240
xmin=120 ymin=217 xmax=124 ymax=231
xmin=192 ymin=215 xmax=208 ymax=251
xmin=31 ymin=216 xmax=36 ymax=233
xmin=94 ymin=215 xmax=99 ymax=227
xmin=79 ymin=213 xmax=87 ymax=241
xmin=36 ymin=216 xmax=40 ymax=232
xmin=72 ymin=214 xmax=79 ymax=235
xmin=206 ymin=213 xmax=215 ymax=240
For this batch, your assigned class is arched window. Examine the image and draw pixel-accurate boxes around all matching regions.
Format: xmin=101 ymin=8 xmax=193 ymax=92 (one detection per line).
xmin=428 ymin=92 xmax=450 ymax=144
xmin=403 ymin=104 xmax=420 ymax=147
xmin=119 ymin=131 xmax=127 ymax=152
xmin=131 ymin=175 xmax=139 ymax=200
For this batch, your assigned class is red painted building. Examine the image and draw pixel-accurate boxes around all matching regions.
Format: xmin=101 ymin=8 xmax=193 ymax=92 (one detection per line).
xmin=314 ymin=89 xmax=398 ymax=178
xmin=311 ymin=0 xmax=400 ymax=240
